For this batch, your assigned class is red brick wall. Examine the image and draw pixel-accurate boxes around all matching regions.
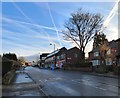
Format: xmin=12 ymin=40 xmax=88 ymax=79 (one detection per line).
xmin=66 ymin=47 xmax=81 ymax=64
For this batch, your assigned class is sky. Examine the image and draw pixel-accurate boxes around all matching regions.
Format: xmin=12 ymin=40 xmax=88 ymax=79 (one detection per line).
xmin=1 ymin=1 xmax=119 ymax=57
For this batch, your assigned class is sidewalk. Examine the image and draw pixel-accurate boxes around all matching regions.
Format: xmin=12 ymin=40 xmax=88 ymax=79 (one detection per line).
xmin=2 ymin=70 xmax=44 ymax=97
xmin=83 ymin=71 xmax=119 ymax=79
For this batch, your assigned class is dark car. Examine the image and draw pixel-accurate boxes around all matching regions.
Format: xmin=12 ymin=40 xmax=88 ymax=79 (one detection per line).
xmin=32 ymin=65 xmax=39 ymax=67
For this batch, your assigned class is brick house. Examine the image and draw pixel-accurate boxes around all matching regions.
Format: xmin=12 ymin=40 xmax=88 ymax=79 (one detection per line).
xmin=115 ymin=38 xmax=120 ymax=66
xmin=66 ymin=47 xmax=82 ymax=64
xmin=106 ymin=40 xmax=117 ymax=65
xmin=88 ymin=39 xmax=117 ymax=66
xmin=45 ymin=47 xmax=81 ymax=69
xmin=45 ymin=47 xmax=67 ymax=68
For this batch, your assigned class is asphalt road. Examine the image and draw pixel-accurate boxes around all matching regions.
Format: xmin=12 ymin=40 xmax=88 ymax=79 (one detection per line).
xmin=25 ymin=66 xmax=119 ymax=96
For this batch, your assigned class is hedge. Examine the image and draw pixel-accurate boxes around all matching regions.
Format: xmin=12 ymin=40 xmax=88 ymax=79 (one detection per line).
xmin=63 ymin=62 xmax=92 ymax=68
xmin=113 ymin=66 xmax=120 ymax=75
xmin=2 ymin=59 xmax=13 ymax=76
xmin=95 ymin=64 xmax=109 ymax=73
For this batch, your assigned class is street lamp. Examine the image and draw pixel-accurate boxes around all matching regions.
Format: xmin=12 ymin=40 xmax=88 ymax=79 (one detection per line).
xmin=50 ymin=43 xmax=56 ymax=69
xmin=50 ymin=43 xmax=55 ymax=52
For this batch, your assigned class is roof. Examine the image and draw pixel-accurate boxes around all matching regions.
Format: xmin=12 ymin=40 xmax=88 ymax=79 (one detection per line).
xmin=47 ymin=49 xmax=60 ymax=58
xmin=89 ymin=47 xmax=100 ymax=53
xmin=109 ymin=40 xmax=117 ymax=48
xmin=40 ymin=53 xmax=49 ymax=59
xmin=115 ymin=38 xmax=120 ymax=42
xmin=67 ymin=47 xmax=80 ymax=51
xmin=89 ymin=39 xmax=117 ymax=53
xmin=47 ymin=47 xmax=67 ymax=58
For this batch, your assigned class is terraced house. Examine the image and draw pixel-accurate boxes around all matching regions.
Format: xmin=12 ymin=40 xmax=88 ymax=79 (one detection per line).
xmin=45 ymin=47 xmax=67 ymax=68
xmin=45 ymin=47 xmax=81 ymax=69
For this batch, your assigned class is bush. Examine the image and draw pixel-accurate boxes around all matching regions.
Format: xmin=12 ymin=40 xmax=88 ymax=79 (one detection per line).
xmin=113 ymin=66 xmax=120 ymax=75
xmin=95 ymin=64 xmax=109 ymax=73
xmin=63 ymin=62 xmax=92 ymax=68
xmin=2 ymin=58 xmax=13 ymax=76
xmin=76 ymin=62 xmax=92 ymax=67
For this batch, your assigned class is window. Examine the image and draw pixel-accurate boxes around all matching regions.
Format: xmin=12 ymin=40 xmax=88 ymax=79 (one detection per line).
xmin=42 ymin=57 xmax=46 ymax=60
xmin=106 ymin=58 xmax=112 ymax=65
xmin=94 ymin=52 xmax=99 ymax=57
xmin=57 ymin=56 xmax=60 ymax=60
xmin=61 ymin=54 xmax=65 ymax=59
xmin=92 ymin=60 xmax=100 ymax=66
xmin=107 ymin=49 xmax=111 ymax=55
xmin=74 ymin=53 xmax=78 ymax=58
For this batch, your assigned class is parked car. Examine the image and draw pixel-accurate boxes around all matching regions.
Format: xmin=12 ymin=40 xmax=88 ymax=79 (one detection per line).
xmin=32 ymin=65 xmax=39 ymax=67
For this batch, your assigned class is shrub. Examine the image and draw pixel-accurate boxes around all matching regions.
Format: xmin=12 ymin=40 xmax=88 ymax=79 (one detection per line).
xmin=113 ymin=66 xmax=120 ymax=75
xmin=63 ymin=62 xmax=92 ymax=68
xmin=76 ymin=62 xmax=92 ymax=67
xmin=2 ymin=61 xmax=13 ymax=76
xmin=95 ymin=64 xmax=109 ymax=73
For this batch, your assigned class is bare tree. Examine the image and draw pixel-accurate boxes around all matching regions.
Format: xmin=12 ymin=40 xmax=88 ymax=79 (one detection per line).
xmin=18 ymin=56 xmax=26 ymax=65
xmin=62 ymin=9 xmax=103 ymax=61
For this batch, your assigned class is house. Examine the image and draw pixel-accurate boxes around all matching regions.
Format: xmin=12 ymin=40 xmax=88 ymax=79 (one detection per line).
xmin=56 ymin=47 xmax=82 ymax=68
xmin=88 ymin=39 xmax=117 ymax=66
xmin=45 ymin=47 xmax=67 ymax=68
xmin=106 ymin=40 xmax=117 ymax=65
xmin=40 ymin=53 xmax=49 ymax=67
xmin=56 ymin=47 xmax=67 ymax=68
xmin=66 ymin=47 xmax=82 ymax=64
xmin=88 ymin=47 xmax=101 ymax=66
xmin=115 ymin=38 xmax=120 ymax=66
xmin=45 ymin=47 xmax=82 ymax=69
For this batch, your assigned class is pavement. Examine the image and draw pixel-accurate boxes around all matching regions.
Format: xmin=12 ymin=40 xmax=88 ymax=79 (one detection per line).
xmin=81 ymin=71 xmax=119 ymax=79
xmin=2 ymin=70 xmax=45 ymax=97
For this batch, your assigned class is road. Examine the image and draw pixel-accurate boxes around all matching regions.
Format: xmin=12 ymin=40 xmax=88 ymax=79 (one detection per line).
xmin=25 ymin=66 xmax=119 ymax=96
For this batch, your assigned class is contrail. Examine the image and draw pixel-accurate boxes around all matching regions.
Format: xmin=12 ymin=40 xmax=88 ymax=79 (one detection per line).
xmin=3 ymin=17 xmax=56 ymax=31
xmin=10 ymin=1 xmax=56 ymax=46
xmin=46 ymin=3 xmax=62 ymax=47
xmin=3 ymin=16 xmax=55 ymax=44
xmin=12 ymin=2 xmax=33 ymax=23
xmin=100 ymin=0 xmax=119 ymax=33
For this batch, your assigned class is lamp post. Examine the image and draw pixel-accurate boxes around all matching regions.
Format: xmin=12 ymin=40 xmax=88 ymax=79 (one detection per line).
xmin=50 ymin=43 xmax=56 ymax=69
xmin=50 ymin=43 xmax=55 ymax=52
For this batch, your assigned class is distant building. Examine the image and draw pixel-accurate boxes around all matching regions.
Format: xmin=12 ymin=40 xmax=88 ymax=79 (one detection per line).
xmin=88 ymin=39 xmax=117 ymax=66
xmin=40 ymin=53 xmax=49 ymax=67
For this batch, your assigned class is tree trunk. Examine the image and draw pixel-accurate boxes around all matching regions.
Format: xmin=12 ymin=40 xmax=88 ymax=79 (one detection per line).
xmin=79 ymin=50 xmax=85 ymax=62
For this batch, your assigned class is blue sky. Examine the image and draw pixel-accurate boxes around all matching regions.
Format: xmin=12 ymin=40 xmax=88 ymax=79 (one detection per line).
xmin=1 ymin=2 xmax=118 ymax=57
